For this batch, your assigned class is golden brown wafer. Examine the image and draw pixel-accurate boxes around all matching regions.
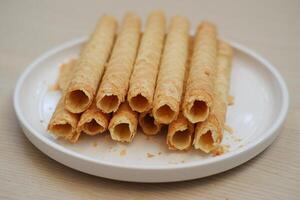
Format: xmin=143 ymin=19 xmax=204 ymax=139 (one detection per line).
xmin=108 ymin=102 xmax=138 ymax=142
xmin=193 ymin=41 xmax=233 ymax=153
xmin=48 ymin=60 xmax=80 ymax=143
xmin=77 ymin=101 xmax=110 ymax=135
xmin=64 ymin=16 xmax=117 ymax=113
xmin=167 ymin=113 xmax=194 ymax=150
xmin=166 ymin=36 xmax=194 ymax=150
xmin=152 ymin=16 xmax=190 ymax=124
xmin=182 ymin=22 xmax=218 ymax=123
xmin=127 ymin=11 xmax=166 ymax=112
xmin=96 ymin=13 xmax=141 ymax=113
xmin=139 ymin=110 xmax=161 ymax=135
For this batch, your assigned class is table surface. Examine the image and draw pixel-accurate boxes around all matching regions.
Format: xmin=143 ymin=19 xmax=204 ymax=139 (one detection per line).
xmin=1 ymin=0 xmax=299 ymax=199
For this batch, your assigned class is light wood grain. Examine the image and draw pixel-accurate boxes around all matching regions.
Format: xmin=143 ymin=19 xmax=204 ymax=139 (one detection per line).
xmin=0 ymin=0 xmax=299 ymax=199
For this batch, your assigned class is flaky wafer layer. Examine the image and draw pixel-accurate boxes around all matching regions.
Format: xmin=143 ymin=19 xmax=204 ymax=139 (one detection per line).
xmin=139 ymin=110 xmax=161 ymax=135
xmin=193 ymin=41 xmax=233 ymax=153
xmin=96 ymin=13 xmax=141 ymax=113
xmin=77 ymin=101 xmax=110 ymax=135
xmin=108 ymin=102 xmax=138 ymax=142
xmin=48 ymin=60 xmax=80 ymax=143
xmin=64 ymin=15 xmax=117 ymax=113
xmin=153 ymin=16 xmax=190 ymax=124
xmin=183 ymin=22 xmax=218 ymax=123
xmin=128 ymin=11 xmax=166 ymax=112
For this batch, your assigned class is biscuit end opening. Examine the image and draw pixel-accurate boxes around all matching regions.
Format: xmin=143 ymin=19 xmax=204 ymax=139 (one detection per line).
xmin=99 ymin=95 xmax=119 ymax=113
xmin=155 ymin=105 xmax=175 ymax=123
xmin=113 ymin=123 xmax=131 ymax=141
xmin=67 ymin=90 xmax=90 ymax=112
xmin=129 ymin=94 xmax=149 ymax=112
xmin=83 ymin=119 xmax=104 ymax=135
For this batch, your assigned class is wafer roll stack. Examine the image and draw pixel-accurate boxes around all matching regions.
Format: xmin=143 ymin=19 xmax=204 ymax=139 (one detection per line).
xmin=128 ymin=11 xmax=166 ymax=112
xmin=108 ymin=102 xmax=138 ymax=142
xmin=64 ymin=16 xmax=117 ymax=113
xmin=153 ymin=16 xmax=190 ymax=124
xmin=183 ymin=22 xmax=218 ymax=123
xmin=193 ymin=41 xmax=233 ymax=153
xmin=96 ymin=13 xmax=141 ymax=113
xmin=77 ymin=101 xmax=110 ymax=135
xmin=48 ymin=60 xmax=80 ymax=143
xmin=139 ymin=110 xmax=161 ymax=135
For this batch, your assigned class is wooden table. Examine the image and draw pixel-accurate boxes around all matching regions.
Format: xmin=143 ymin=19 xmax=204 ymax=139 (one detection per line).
xmin=1 ymin=0 xmax=299 ymax=199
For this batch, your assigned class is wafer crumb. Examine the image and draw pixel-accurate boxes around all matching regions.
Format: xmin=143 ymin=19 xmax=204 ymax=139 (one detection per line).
xmin=224 ymin=124 xmax=234 ymax=134
xmin=212 ymin=145 xmax=230 ymax=156
xmin=120 ymin=149 xmax=127 ymax=156
xmin=93 ymin=141 xmax=98 ymax=147
xmin=147 ymin=153 xmax=155 ymax=158
xmin=228 ymin=95 xmax=234 ymax=105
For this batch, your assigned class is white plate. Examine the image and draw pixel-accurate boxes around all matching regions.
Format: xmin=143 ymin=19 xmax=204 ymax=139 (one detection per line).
xmin=14 ymin=37 xmax=289 ymax=182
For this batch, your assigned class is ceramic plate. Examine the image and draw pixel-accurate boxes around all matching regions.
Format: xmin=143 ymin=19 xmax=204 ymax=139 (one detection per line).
xmin=14 ymin=37 xmax=289 ymax=182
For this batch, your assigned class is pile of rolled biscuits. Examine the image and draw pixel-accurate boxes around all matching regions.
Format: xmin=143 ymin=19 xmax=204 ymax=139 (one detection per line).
xmin=48 ymin=11 xmax=233 ymax=154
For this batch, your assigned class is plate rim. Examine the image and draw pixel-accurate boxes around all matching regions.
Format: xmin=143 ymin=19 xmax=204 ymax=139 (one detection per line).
xmin=13 ymin=36 xmax=289 ymax=171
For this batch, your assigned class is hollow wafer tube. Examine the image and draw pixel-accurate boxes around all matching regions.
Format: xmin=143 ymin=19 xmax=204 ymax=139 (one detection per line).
xmin=64 ymin=16 xmax=117 ymax=113
xmin=193 ymin=41 xmax=233 ymax=153
xmin=77 ymin=101 xmax=110 ymax=135
xmin=108 ymin=102 xmax=138 ymax=142
xmin=127 ymin=11 xmax=166 ymax=112
xmin=96 ymin=13 xmax=141 ymax=113
xmin=167 ymin=36 xmax=194 ymax=150
xmin=153 ymin=16 xmax=190 ymax=124
xmin=139 ymin=110 xmax=161 ymax=135
xmin=167 ymin=113 xmax=194 ymax=150
xmin=48 ymin=60 xmax=80 ymax=143
xmin=182 ymin=22 xmax=218 ymax=123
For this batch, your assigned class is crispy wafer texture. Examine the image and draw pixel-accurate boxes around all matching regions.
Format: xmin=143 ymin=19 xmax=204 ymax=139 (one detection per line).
xmin=96 ymin=13 xmax=141 ymax=113
xmin=139 ymin=110 xmax=161 ymax=135
xmin=108 ymin=102 xmax=138 ymax=142
xmin=48 ymin=60 xmax=80 ymax=143
xmin=193 ymin=41 xmax=233 ymax=153
xmin=64 ymin=15 xmax=117 ymax=113
xmin=183 ymin=21 xmax=218 ymax=123
xmin=167 ymin=36 xmax=194 ymax=150
xmin=167 ymin=113 xmax=194 ymax=150
xmin=128 ymin=11 xmax=166 ymax=112
xmin=153 ymin=16 xmax=190 ymax=124
xmin=77 ymin=101 xmax=110 ymax=135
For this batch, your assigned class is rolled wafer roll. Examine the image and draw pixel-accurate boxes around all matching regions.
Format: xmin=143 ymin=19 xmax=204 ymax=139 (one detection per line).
xmin=182 ymin=22 xmax=218 ymax=123
xmin=96 ymin=13 xmax=141 ymax=113
xmin=108 ymin=102 xmax=138 ymax=142
xmin=153 ymin=16 xmax=190 ymax=124
xmin=139 ymin=110 xmax=161 ymax=135
xmin=167 ymin=36 xmax=194 ymax=150
xmin=64 ymin=15 xmax=117 ymax=113
xmin=167 ymin=113 xmax=194 ymax=150
xmin=77 ymin=101 xmax=110 ymax=135
xmin=48 ymin=60 xmax=80 ymax=143
xmin=127 ymin=11 xmax=166 ymax=112
xmin=193 ymin=41 xmax=233 ymax=153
